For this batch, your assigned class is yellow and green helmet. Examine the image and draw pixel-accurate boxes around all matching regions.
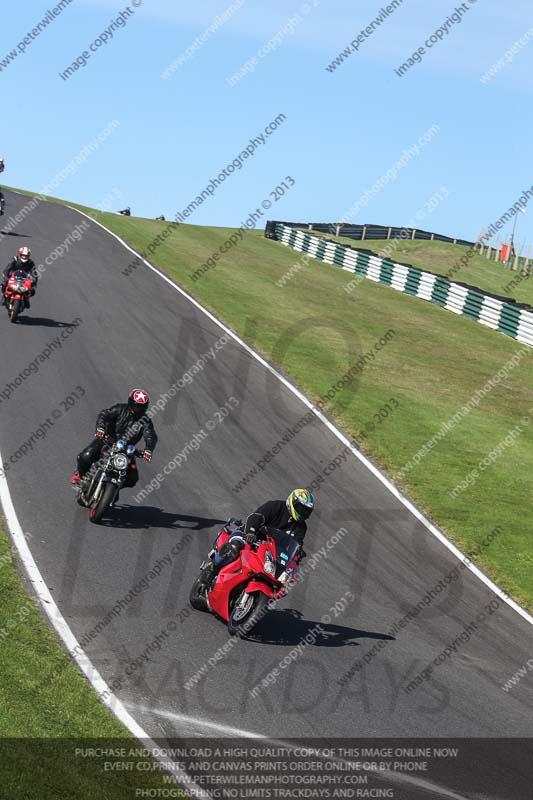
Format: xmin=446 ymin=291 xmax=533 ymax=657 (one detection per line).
xmin=287 ymin=489 xmax=315 ymax=521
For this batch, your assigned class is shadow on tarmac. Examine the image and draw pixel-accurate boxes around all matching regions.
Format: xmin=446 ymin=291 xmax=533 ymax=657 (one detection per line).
xmin=248 ymin=608 xmax=396 ymax=648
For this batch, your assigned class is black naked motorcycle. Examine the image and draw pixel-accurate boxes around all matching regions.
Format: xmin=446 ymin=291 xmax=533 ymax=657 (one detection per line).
xmin=76 ymin=439 xmax=143 ymax=524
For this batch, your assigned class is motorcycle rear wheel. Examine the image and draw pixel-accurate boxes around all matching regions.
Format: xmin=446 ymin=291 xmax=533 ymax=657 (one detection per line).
xmin=89 ymin=482 xmax=116 ymax=524
xmin=228 ymin=590 xmax=269 ymax=637
xmin=189 ymin=566 xmax=213 ymax=612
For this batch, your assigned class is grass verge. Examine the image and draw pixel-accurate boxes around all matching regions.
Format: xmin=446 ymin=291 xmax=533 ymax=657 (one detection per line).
xmin=296 ymin=228 xmax=533 ymax=307
xmin=0 ymin=525 xmax=178 ymax=798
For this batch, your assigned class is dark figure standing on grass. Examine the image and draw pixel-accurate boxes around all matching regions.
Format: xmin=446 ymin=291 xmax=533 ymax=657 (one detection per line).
xmin=0 ymin=156 xmax=5 ymax=215
xmin=71 ymin=389 xmax=157 ymax=488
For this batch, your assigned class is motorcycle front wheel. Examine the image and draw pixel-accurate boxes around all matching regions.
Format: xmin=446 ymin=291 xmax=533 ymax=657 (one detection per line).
xmin=228 ymin=589 xmax=269 ymax=637
xmin=10 ymin=299 xmax=22 ymax=323
xmin=89 ymin=482 xmax=116 ymax=524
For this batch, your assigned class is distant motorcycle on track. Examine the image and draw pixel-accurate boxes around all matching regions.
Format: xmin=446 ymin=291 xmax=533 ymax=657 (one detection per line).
xmin=75 ymin=438 xmax=144 ymax=524
xmin=4 ymin=270 xmax=33 ymax=323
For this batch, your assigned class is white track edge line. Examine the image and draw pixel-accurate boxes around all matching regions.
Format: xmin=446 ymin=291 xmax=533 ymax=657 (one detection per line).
xmin=0 ymin=200 xmax=212 ymax=797
xmin=0 ymin=474 xmax=148 ymax=735
xmin=66 ymin=205 xmax=533 ymax=629
xmin=0 ymin=474 xmax=208 ymax=792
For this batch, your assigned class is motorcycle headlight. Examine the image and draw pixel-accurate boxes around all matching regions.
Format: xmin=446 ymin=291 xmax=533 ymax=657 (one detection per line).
xmin=263 ymin=552 xmax=276 ymax=575
xmin=113 ymin=453 xmax=128 ymax=470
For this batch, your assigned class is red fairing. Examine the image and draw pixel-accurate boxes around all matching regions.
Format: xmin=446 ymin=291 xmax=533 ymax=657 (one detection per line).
xmin=244 ymin=579 xmax=277 ymax=598
xmin=214 ymin=530 xmax=231 ymax=550
xmin=207 ymin=537 xmax=283 ymax=621
xmin=5 ymin=272 xmax=32 ymax=301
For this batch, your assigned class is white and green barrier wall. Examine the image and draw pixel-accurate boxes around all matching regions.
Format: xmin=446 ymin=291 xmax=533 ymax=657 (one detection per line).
xmin=274 ymin=223 xmax=533 ymax=348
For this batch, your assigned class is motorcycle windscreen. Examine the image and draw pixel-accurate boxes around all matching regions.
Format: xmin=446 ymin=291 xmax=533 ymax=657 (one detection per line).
xmin=263 ymin=528 xmax=300 ymax=575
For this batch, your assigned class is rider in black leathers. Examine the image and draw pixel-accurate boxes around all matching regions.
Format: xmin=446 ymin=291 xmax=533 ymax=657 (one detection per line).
xmin=1 ymin=248 xmax=38 ymax=308
xmin=71 ymin=389 xmax=157 ymax=488
xmin=207 ymin=490 xmax=315 ymax=580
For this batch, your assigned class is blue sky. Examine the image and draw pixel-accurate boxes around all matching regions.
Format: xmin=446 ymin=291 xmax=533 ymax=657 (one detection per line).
xmin=1 ymin=0 xmax=533 ymax=244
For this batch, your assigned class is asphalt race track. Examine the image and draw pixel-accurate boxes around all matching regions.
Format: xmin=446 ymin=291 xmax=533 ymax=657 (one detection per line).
xmin=1 ymin=189 xmax=532 ymax=793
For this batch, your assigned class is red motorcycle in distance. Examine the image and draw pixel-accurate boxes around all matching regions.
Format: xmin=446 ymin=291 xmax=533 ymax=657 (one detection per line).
xmin=190 ymin=524 xmax=301 ymax=637
xmin=4 ymin=270 xmax=33 ymax=323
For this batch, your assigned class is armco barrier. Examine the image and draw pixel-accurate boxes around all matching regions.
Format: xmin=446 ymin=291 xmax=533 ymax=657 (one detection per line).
xmin=264 ymin=219 xmax=475 ymax=247
xmin=273 ymin=223 xmax=533 ymax=347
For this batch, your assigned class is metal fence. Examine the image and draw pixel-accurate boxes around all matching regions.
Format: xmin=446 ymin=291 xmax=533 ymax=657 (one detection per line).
xmin=264 ymin=220 xmax=475 ymax=247
xmin=275 ymin=223 xmax=533 ymax=346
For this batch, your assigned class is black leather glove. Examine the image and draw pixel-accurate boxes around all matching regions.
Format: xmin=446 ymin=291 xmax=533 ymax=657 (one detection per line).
xmin=30 ymin=288 xmax=35 ymax=296
xmin=245 ymin=532 xmax=257 ymax=545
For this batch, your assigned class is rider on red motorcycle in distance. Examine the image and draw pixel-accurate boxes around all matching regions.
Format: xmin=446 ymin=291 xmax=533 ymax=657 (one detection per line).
xmin=207 ymin=489 xmax=315 ymax=582
xmin=1 ymin=247 xmax=38 ymax=308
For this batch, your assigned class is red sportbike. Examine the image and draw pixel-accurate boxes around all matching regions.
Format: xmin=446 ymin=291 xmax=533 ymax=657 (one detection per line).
xmin=190 ymin=524 xmax=301 ymax=637
xmin=4 ymin=270 xmax=32 ymax=323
